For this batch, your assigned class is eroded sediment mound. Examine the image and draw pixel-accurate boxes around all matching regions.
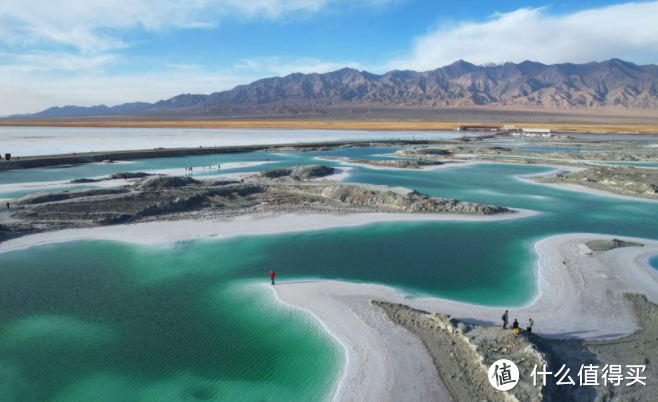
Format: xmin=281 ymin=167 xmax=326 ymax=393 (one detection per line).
xmin=3 ymin=165 xmax=511 ymax=237
xmin=14 ymin=188 xmax=130 ymax=205
xmin=322 ymin=156 xmax=445 ymax=169
xmin=257 ymin=165 xmax=335 ymax=180
xmin=134 ymin=175 xmax=201 ymax=190
xmin=392 ymin=148 xmax=452 ymax=158
xmin=374 ymin=294 xmax=658 ymax=402
xmin=586 ymin=238 xmax=644 ymax=252
xmin=535 ymin=166 xmax=658 ymax=199
xmin=275 ymin=184 xmax=507 ymax=214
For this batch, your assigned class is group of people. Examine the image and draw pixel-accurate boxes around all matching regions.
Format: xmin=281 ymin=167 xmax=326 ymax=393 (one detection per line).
xmin=184 ymin=165 xmax=222 ymax=173
xmin=502 ymin=310 xmax=534 ymax=336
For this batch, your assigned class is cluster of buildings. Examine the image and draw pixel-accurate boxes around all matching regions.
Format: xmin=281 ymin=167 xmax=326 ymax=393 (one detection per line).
xmin=458 ymin=125 xmax=568 ymax=139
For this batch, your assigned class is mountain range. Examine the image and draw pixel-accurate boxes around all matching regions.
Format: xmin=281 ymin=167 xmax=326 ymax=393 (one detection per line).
xmin=15 ymin=59 xmax=658 ymax=118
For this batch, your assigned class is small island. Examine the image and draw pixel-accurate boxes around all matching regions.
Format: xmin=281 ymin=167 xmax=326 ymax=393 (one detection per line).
xmin=1 ymin=165 xmax=512 ymax=240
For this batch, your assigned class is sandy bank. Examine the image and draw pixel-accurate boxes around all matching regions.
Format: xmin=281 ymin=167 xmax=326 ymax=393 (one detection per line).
xmin=533 ymin=165 xmax=658 ymax=201
xmin=268 ymin=283 xmax=454 ymax=402
xmin=0 ymin=219 xmax=655 ymax=401
xmin=270 ymin=233 xmax=658 ymax=401
xmin=0 ymin=209 xmax=534 ymax=253
xmin=518 ymin=166 xmax=658 ymax=203
xmin=316 ymin=156 xmax=482 ymax=171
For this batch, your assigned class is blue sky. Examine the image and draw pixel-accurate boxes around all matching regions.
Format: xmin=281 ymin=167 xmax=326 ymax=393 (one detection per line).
xmin=1 ymin=0 xmax=657 ymax=115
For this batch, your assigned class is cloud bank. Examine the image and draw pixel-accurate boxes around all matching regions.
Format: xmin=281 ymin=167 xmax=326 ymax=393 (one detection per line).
xmin=389 ymin=1 xmax=658 ymax=71
xmin=0 ymin=0 xmax=394 ymax=53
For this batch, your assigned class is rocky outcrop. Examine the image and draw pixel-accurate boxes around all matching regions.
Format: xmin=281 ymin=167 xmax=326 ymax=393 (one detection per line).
xmin=270 ymin=184 xmax=508 ymax=215
xmin=374 ymin=299 xmax=658 ymax=402
xmin=373 ymin=301 xmax=549 ymax=402
xmin=456 ymin=146 xmax=658 ymax=162
xmin=257 ymin=165 xmax=335 ymax=180
xmin=108 ymin=172 xmax=153 ymax=179
xmin=70 ymin=172 xmax=153 ymax=184
xmin=586 ymin=238 xmax=644 ymax=252
xmin=2 ymin=165 xmax=511 ymax=237
xmin=535 ymin=166 xmax=658 ymax=199
xmin=323 ymin=156 xmax=446 ymax=169
xmin=391 ymin=148 xmax=452 ymax=158
xmin=14 ymin=188 xmax=130 ymax=205
xmin=133 ymin=175 xmax=201 ymax=190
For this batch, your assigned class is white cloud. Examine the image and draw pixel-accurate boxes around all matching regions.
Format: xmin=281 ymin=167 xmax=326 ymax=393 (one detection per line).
xmin=0 ymin=0 xmax=396 ymax=53
xmin=389 ymin=1 xmax=658 ymax=71
xmin=8 ymin=53 xmax=116 ymax=73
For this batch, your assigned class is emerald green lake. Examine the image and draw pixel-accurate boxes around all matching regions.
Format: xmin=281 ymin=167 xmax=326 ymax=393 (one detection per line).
xmin=2 ymin=146 xmax=658 ymax=401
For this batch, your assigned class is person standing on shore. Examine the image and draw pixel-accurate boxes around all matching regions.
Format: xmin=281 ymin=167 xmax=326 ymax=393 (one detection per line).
xmin=512 ymin=319 xmax=519 ymax=336
xmin=502 ymin=310 xmax=509 ymax=329
xmin=270 ymin=271 xmax=275 ymax=285
xmin=5 ymin=202 xmax=9 ymax=210
xmin=527 ymin=318 xmax=534 ymax=333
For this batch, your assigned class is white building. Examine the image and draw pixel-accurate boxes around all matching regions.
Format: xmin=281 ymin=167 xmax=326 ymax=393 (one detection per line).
xmin=522 ymin=128 xmax=552 ymax=135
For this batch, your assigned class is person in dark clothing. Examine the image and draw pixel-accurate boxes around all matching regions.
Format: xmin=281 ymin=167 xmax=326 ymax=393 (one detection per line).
xmin=502 ymin=310 xmax=509 ymax=329
xmin=270 ymin=271 xmax=275 ymax=285
xmin=527 ymin=318 xmax=534 ymax=333
xmin=512 ymin=319 xmax=519 ymax=336
xmin=6 ymin=202 xmax=9 ymax=210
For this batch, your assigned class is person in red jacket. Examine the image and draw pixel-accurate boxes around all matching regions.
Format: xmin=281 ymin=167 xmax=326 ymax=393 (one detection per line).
xmin=270 ymin=271 xmax=275 ymax=285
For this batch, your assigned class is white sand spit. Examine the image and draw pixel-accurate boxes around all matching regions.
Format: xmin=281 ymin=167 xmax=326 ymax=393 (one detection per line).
xmin=0 ymin=210 xmax=533 ymax=253
xmin=271 ymin=234 xmax=658 ymax=401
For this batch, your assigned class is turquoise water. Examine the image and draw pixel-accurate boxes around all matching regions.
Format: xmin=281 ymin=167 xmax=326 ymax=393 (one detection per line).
xmin=0 ymin=240 xmax=341 ymax=402
xmin=0 ymin=186 xmax=97 ymax=199
xmin=0 ymin=147 xmax=401 ymax=186
xmin=650 ymin=255 xmax=658 ymax=270
xmin=3 ymin=151 xmax=658 ymax=401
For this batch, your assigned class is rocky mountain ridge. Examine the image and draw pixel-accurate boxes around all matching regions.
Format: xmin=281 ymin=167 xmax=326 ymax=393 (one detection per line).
xmin=18 ymin=59 xmax=658 ymax=117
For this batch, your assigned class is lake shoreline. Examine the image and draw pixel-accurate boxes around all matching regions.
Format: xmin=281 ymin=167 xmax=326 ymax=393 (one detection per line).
xmin=0 ymin=209 xmax=535 ymax=254
xmin=1 ymin=217 xmax=656 ymax=400
xmin=272 ymin=233 xmax=658 ymax=401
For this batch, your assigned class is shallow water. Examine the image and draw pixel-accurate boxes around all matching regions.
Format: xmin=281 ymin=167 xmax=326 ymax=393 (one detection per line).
xmin=649 ymin=255 xmax=658 ymax=270
xmin=0 ymin=146 xmax=401 ymax=186
xmin=3 ymin=149 xmax=658 ymax=401
xmin=0 ymin=127 xmax=466 ymax=156
xmin=0 ymin=240 xmax=341 ymax=402
xmin=0 ymin=186 xmax=97 ymax=200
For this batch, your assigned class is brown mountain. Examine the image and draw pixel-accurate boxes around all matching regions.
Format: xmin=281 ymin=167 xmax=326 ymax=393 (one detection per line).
xmin=20 ymin=59 xmax=658 ymax=118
